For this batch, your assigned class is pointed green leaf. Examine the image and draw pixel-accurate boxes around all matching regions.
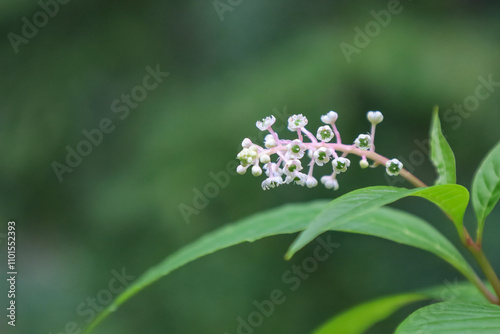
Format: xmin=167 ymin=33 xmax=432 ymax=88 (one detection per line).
xmin=83 ymin=200 xmax=329 ymax=333
xmin=313 ymin=281 xmax=493 ymax=334
xmin=312 ymin=293 xmax=426 ymax=334
xmin=472 ymin=141 xmax=500 ymax=234
xmin=396 ymin=302 xmax=500 ymax=334
xmin=430 ymin=107 xmax=457 ymax=185
xmin=327 ymin=207 xmax=477 ymax=283
xmin=420 ymin=280 xmax=494 ymax=304
xmin=83 ymin=184 xmax=471 ymax=333
xmin=312 ymin=205 xmax=485 ymax=334
xmin=286 ymin=185 xmax=469 ymax=259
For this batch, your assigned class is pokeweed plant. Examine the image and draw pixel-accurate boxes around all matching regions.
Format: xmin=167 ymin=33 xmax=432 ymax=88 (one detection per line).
xmin=83 ymin=107 xmax=500 ymax=334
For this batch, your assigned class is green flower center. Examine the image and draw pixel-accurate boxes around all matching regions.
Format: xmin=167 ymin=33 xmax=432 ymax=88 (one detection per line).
xmin=389 ymin=163 xmax=399 ymax=172
xmin=292 ymin=145 xmax=301 ymax=153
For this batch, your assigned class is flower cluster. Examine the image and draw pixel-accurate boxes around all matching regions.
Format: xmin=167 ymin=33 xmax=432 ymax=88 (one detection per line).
xmin=237 ymin=111 xmax=404 ymax=190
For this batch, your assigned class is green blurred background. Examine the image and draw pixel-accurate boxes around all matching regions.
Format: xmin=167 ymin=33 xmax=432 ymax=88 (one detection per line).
xmin=1 ymin=0 xmax=500 ymax=333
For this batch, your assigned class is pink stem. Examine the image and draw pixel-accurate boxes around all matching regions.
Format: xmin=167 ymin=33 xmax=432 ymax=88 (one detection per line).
xmin=264 ymin=142 xmax=427 ymax=188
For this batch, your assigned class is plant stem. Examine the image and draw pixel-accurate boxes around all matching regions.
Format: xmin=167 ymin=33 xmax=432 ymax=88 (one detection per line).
xmin=265 ymin=143 xmax=428 ymax=188
xmin=470 ymin=271 xmax=500 ymax=304
xmin=476 ymin=220 xmax=485 ymax=247
xmin=466 ymin=245 xmax=500 ymax=304
xmin=343 ymin=146 xmax=428 ymax=188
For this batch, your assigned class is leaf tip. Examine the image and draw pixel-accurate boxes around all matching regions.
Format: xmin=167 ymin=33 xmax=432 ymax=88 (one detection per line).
xmin=432 ymin=105 xmax=440 ymax=115
xmin=284 ymin=249 xmax=295 ymax=261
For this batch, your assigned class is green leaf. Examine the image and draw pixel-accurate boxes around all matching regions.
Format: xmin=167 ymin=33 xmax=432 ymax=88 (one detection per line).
xmin=312 ymin=293 xmax=426 ymax=334
xmin=430 ymin=107 xmax=456 ymax=185
xmin=312 ymin=280 xmax=493 ymax=334
xmin=396 ymin=302 xmax=500 ymax=334
xmin=286 ymin=185 xmax=469 ymax=259
xmin=311 ymin=206 xmax=483 ymax=334
xmin=472 ymin=141 xmax=500 ymax=234
xmin=83 ymin=200 xmax=329 ymax=333
xmin=327 ymin=207 xmax=477 ymax=283
xmin=420 ymin=280 xmax=494 ymax=304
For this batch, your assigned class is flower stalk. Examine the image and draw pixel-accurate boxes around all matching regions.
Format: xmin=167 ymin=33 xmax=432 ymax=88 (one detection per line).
xmin=237 ymin=111 xmax=417 ymax=190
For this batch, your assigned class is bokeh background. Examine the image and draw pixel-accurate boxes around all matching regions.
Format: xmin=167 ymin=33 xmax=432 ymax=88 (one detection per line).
xmin=1 ymin=0 xmax=500 ymax=333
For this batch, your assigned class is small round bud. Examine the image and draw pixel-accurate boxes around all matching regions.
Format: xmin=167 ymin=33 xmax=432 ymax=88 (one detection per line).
xmin=264 ymin=134 xmax=277 ymax=148
xmin=386 ymin=158 xmax=403 ymax=176
xmin=241 ymin=138 xmax=252 ymax=148
xmin=321 ymin=111 xmax=339 ymax=124
xmin=306 ymin=176 xmax=318 ymax=188
xmin=259 ymin=154 xmax=271 ymax=164
xmin=367 ymin=111 xmax=384 ymax=125
xmin=237 ymin=148 xmax=257 ymax=166
xmin=359 ymin=159 xmax=369 ymax=169
xmin=237 ymin=165 xmax=247 ymax=175
xmin=252 ymin=165 xmax=262 ymax=177
xmin=320 ymin=175 xmax=339 ymax=190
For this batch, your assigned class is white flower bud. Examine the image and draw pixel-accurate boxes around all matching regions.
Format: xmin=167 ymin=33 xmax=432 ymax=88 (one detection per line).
xmin=252 ymin=165 xmax=262 ymax=177
xmin=306 ymin=176 xmax=318 ymax=188
xmin=241 ymin=138 xmax=252 ymax=148
xmin=237 ymin=148 xmax=257 ymax=166
xmin=264 ymin=134 xmax=277 ymax=148
xmin=359 ymin=159 xmax=369 ymax=169
xmin=259 ymin=154 xmax=270 ymax=164
xmin=321 ymin=111 xmax=339 ymax=124
xmin=321 ymin=175 xmax=339 ymax=190
xmin=249 ymin=145 xmax=259 ymax=153
xmin=236 ymin=165 xmax=247 ymax=175
xmin=367 ymin=111 xmax=384 ymax=125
